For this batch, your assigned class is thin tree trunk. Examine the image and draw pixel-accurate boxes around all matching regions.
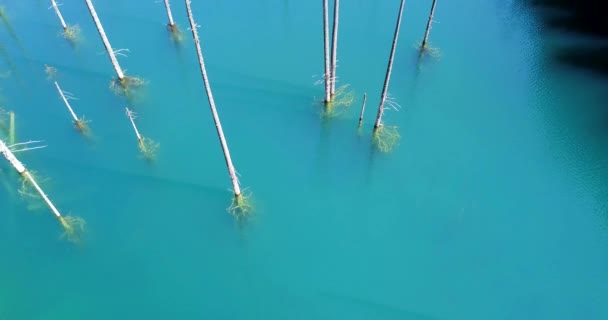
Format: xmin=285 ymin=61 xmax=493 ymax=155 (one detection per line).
xmin=322 ymin=0 xmax=331 ymax=104
xmin=421 ymin=0 xmax=437 ymax=49
xmin=163 ymin=0 xmax=176 ymax=29
xmin=50 ymin=0 xmax=68 ymax=30
xmin=84 ymin=0 xmax=125 ymax=81
xmin=374 ymin=0 xmax=405 ymax=130
xmin=358 ymin=93 xmax=367 ymax=126
xmin=330 ymin=0 xmax=339 ymax=95
xmin=54 ymin=81 xmax=79 ymax=123
xmin=125 ymin=108 xmax=142 ymax=142
xmin=186 ymin=0 xmax=242 ymax=197
xmin=0 ymin=140 xmax=60 ymax=218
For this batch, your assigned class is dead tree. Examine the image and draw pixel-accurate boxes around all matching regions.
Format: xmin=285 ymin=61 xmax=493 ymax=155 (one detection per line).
xmin=329 ymin=0 xmax=339 ymax=96
xmin=421 ymin=0 xmax=437 ymax=49
xmin=84 ymin=0 xmax=125 ymax=82
xmin=373 ymin=0 xmax=405 ymax=130
xmin=322 ymin=0 xmax=331 ymax=105
xmin=185 ymin=0 xmax=245 ymax=203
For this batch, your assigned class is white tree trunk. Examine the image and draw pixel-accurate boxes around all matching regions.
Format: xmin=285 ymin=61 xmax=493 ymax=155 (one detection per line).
xmin=0 ymin=139 xmax=62 ymax=218
xmin=186 ymin=0 xmax=242 ymax=197
xmin=322 ymin=0 xmax=331 ymax=104
xmin=374 ymin=0 xmax=405 ymax=129
xmin=50 ymin=0 xmax=68 ymax=30
xmin=54 ymin=81 xmax=79 ymax=122
xmin=330 ymin=0 xmax=339 ymax=95
xmin=421 ymin=0 xmax=437 ymax=49
xmin=125 ymin=108 xmax=142 ymax=141
xmin=163 ymin=0 xmax=175 ymax=28
xmin=84 ymin=0 xmax=125 ymax=80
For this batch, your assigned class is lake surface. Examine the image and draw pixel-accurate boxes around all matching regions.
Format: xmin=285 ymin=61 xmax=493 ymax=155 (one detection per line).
xmin=2 ymin=0 xmax=608 ymax=319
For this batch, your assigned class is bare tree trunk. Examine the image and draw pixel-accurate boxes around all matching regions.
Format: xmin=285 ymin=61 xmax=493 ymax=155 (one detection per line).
xmin=84 ymin=0 xmax=125 ymax=81
xmin=358 ymin=93 xmax=367 ymax=127
xmin=330 ymin=0 xmax=339 ymax=96
xmin=163 ymin=0 xmax=176 ymax=30
xmin=126 ymin=108 xmax=143 ymax=142
xmin=186 ymin=0 xmax=242 ymax=197
xmin=421 ymin=0 xmax=437 ymax=49
xmin=374 ymin=0 xmax=405 ymax=130
xmin=54 ymin=81 xmax=79 ymax=123
xmin=0 ymin=138 xmax=84 ymax=242
xmin=50 ymin=0 xmax=68 ymax=30
xmin=0 ymin=140 xmax=59 ymax=218
xmin=322 ymin=0 xmax=331 ymax=104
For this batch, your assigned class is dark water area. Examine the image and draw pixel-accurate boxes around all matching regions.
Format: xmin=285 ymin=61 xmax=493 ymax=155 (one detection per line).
xmin=523 ymin=0 xmax=608 ymax=75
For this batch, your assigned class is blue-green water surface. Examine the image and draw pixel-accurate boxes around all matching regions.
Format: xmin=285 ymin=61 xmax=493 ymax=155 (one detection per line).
xmin=1 ymin=0 xmax=608 ymax=319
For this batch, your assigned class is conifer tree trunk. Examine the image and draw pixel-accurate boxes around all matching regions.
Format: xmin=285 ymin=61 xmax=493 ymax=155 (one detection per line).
xmin=50 ymin=0 xmax=68 ymax=30
xmin=322 ymin=0 xmax=331 ymax=104
xmin=164 ymin=0 xmax=176 ymax=30
xmin=330 ymin=0 xmax=339 ymax=96
xmin=84 ymin=0 xmax=125 ymax=81
xmin=421 ymin=0 xmax=437 ymax=49
xmin=374 ymin=0 xmax=406 ymax=130
xmin=186 ymin=0 xmax=242 ymax=197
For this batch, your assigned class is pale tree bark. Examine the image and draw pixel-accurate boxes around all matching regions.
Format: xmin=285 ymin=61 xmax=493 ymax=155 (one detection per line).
xmin=0 ymin=138 xmax=84 ymax=243
xmin=330 ymin=0 xmax=339 ymax=95
xmin=322 ymin=0 xmax=331 ymax=104
xmin=374 ymin=0 xmax=405 ymax=130
xmin=186 ymin=0 xmax=242 ymax=197
xmin=125 ymin=108 xmax=143 ymax=142
xmin=50 ymin=0 xmax=68 ymax=30
xmin=421 ymin=0 xmax=437 ymax=49
xmin=0 ymin=140 xmax=59 ymax=218
xmin=84 ymin=0 xmax=125 ymax=81
xmin=163 ymin=0 xmax=176 ymax=29
xmin=54 ymin=81 xmax=79 ymax=123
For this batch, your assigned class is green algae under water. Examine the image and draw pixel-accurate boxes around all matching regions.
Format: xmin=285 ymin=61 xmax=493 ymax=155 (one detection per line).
xmin=1 ymin=0 xmax=608 ymax=319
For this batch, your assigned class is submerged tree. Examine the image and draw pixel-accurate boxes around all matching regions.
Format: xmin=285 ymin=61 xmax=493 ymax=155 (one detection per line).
xmin=163 ymin=0 xmax=182 ymax=41
xmin=0 ymin=139 xmax=85 ymax=243
xmin=84 ymin=0 xmax=142 ymax=90
xmin=45 ymin=65 xmax=89 ymax=132
xmin=54 ymin=82 xmax=89 ymax=132
xmin=318 ymin=0 xmax=352 ymax=114
xmin=125 ymin=108 xmax=158 ymax=160
xmin=322 ymin=0 xmax=331 ymax=105
xmin=358 ymin=93 xmax=367 ymax=127
xmin=421 ymin=0 xmax=437 ymax=50
xmin=373 ymin=0 xmax=405 ymax=152
xmin=49 ymin=0 xmax=80 ymax=42
xmin=330 ymin=0 xmax=339 ymax=95
xmin=185 ymin=0 xmax=251 ymax=217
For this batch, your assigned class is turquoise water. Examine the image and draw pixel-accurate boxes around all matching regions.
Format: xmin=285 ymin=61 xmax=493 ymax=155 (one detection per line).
xmin=2 ymin=0 xmax=608 ymax=318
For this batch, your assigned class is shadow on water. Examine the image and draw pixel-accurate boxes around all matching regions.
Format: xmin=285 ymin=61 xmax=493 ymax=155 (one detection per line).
xmin=522 ymin=0 xmax=608 ymax=76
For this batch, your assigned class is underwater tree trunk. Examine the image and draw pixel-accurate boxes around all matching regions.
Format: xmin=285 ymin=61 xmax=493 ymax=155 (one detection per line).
xmin=163 ymin=0 xmax=176 ymax=30
xmin=126 ymin=108 xmax=143 ymax=142
xmin=84 ymin=0 xmax=125 ymax=81
xmin=54 ymin=81 xmax=79 ymax=123
xmin=421 ymin=0 xmax=437 ymax=49
xmin=0 ymin=140 xmax=59 ymax=218
xmin=186 ymin=0 xmax=242 ymax=197
xmin=374 ymin=0 xmax=405 ymax=130
xmin=323 ymin=0 xmax=331 ymax=104
xmin=330 ymin=0 xmax=339 ymax=96
xmin=358 ymin=93 xmax=367 ymax=126
xmin=50 ymin=0 xmax=68 ymax=30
